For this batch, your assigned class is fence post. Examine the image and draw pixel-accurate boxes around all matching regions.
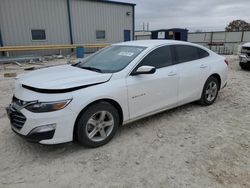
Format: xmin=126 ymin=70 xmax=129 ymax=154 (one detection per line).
xmin=241 ymin=31 xmax=245 ymax=42
xmin=210 ymin=32 xmax=213 ymax=50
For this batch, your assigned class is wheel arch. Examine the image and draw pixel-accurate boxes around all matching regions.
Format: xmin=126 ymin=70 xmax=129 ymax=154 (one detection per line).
xmin=208 ymin=73 xmax=221 ymax=90
xmin=73 ymin=98 xmax=124 ymax=141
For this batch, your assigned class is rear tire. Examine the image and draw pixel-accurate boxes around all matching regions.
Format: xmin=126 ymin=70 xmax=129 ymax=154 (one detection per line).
xmin=76 ymin=101 xmax=119 ymax=148
xmin=198 ymin=76 xmax=219 ymax=106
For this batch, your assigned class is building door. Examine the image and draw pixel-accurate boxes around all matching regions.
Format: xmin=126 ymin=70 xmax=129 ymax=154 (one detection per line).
xmin=174 ymin=32 xmax=181 ymax=40
xmin=124 ymin=30 xmax=131 ymax=41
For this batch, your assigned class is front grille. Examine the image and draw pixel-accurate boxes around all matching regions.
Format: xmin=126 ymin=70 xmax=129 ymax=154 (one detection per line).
xmin=9 ymin=105 xmax=26 ymax=130
xmin=242 ymin=47 xmax=250 ymax=51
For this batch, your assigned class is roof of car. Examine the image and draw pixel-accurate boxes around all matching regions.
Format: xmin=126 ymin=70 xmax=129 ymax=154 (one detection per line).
xmin=114 ymin=40 xmax=192 ymax=48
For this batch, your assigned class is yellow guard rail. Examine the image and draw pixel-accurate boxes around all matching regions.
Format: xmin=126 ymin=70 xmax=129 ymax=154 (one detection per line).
xmin=0 ymin=44 xmax=110 ymax=52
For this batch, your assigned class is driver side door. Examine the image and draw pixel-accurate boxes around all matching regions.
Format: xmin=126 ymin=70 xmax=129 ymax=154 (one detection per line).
xmin=126 ymin=45 xmax=179 ymax=120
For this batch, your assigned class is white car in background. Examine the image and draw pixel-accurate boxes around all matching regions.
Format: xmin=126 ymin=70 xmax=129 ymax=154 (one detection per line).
xmin=6 ymin=40 xmax=228 ymax=147
xmin=239 ymin=42 xmax=250 ymax=70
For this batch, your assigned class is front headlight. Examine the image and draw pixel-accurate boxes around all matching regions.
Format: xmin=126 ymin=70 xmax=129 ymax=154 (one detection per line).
xmin=25 ymin=99 xmax=72 ymax=113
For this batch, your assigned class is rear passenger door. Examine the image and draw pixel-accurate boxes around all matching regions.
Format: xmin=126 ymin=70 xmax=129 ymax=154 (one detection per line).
xmin=173 ymin=45 xmax=210 ymax=104
xmin=126 ymin=45 xmax=179 ymax=119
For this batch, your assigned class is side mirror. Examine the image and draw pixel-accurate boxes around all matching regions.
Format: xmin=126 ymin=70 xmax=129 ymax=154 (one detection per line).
xmin=131 ymin=66 xmax=156 ymax=75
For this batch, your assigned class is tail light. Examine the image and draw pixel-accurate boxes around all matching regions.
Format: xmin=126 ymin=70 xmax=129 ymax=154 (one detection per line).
xmin=224 ymin=60 xmax=229 ymax=66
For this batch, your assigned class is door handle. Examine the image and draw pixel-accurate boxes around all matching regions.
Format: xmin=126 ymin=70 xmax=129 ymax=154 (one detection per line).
xmin=168 ymin=71 xmax=177 ymax=76
xmin=200 ymin=64 xmax=208 ymax=68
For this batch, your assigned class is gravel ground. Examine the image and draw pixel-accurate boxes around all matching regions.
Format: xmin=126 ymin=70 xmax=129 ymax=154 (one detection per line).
xmin=0 ymin=56 xmax=249 ymax=188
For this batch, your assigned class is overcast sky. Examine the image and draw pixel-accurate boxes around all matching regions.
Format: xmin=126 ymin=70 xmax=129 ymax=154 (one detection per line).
xmin=117 ymin=0 xmax=250 ymax=32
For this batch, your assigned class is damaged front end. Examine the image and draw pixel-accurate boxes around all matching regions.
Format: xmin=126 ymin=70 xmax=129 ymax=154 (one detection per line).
xmin=6 ymin=96 xmax=56 ymax=142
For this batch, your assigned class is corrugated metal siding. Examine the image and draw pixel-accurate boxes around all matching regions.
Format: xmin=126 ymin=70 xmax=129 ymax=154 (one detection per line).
xmin=188 ymin=31 xmax=250 ymax=54
xmin=0 ymin=0 xmax=70 ymax=46
xmin=243 ymin=32 xmax=250 ymax=42
xmin=0 ymin=0 xmax=134 ymax=56
xmin=135 ymin=35 xmax=151 ymax=40
xmin=70 ymin=0 xmax=133 ymax=44
xmin=225 ymin=32 xmax=242 ymax=42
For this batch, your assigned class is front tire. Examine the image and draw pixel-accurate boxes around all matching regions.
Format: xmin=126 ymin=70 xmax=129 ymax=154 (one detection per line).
xmin=76 ymin=101 xmax=119 ymax=148
xmin=199 ymin=76 xmax=219 ymax=106
xmin=240 ymin=62 xmax=250 ymax=70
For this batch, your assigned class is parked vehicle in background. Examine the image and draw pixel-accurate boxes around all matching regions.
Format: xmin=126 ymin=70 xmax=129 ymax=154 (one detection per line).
xmin=239 ymin=42 xmax=250 ymax=70
xmin=6 ymin=40 xmax=228 ymax=147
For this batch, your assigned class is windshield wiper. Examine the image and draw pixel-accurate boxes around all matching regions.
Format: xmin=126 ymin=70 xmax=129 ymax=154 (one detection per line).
xmin=80 ymin=66 xmax=102 ymax=73
xmin=72 ymin=62 xmax=80 ymax=66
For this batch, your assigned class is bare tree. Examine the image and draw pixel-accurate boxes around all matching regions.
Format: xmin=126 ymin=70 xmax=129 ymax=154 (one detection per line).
xmin=225 ymin=20 xmax=250 ymax=32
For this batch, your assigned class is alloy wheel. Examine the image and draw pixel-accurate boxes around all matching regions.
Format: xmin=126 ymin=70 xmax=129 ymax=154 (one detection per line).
xmin=85 ymin=111 xmax=114 ymax=142
xmin=205 ymin=81 xmax=218 ymax=102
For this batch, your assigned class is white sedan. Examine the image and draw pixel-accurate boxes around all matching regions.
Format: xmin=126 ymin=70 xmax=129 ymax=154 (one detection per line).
xmin=6 ymin=40 xmax=228 ymax=147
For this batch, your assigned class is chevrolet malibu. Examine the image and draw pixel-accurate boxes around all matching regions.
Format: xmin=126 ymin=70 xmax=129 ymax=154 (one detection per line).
xmin=6 ymin=40 xmax=228 ymax=147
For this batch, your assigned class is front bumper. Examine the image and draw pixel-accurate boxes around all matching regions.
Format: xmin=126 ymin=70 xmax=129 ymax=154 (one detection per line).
xmin=11 ymin=127 xmax=55 ymax=143
xmin=6 ymin=101 xmax=77 ymax=145
xmin=6 ymin=106 xmax=56 ymax=143
xmin=239 ymin=54 xmax=250 ymax=63
xmin=239 ymin=54 xmax=250 ymax=69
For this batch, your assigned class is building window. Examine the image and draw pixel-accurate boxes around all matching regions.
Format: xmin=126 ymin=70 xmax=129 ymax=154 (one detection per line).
xmin=31 ymin=29 xmax=46 ymax=41
xmin=96 ymin=30 xmax=106 ymax=40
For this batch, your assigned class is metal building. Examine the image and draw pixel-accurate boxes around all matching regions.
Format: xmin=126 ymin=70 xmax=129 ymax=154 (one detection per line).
xmin=0 ymin=0 xmax=135 ymax=55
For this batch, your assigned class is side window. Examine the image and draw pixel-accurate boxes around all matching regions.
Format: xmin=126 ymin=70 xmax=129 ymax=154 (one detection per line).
xmin=198 ymin=48 xmax=209 ymax=58
xmin=175 ymin=45 xmax=199 ymax=63
xmin=139 ymin=46 xmax=173 ymax=69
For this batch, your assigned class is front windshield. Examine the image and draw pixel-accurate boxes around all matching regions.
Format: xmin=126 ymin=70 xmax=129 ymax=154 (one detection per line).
xmin=77 ymin=45 xmax=146 ymax=73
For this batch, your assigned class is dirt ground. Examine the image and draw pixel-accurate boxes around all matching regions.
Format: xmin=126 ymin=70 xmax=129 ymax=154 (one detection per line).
xmin=0 ymin=55 xmax=249 ymax=188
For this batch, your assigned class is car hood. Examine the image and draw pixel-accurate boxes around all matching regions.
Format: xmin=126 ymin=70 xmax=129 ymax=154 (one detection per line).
xmin=17 ymin=65 xmax=112 ymax=92
xmin=242 ymin=42 xmax=250 ymax=47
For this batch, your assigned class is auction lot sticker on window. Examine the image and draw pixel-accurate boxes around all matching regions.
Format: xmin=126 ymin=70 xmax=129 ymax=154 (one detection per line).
xmin=118 ymin=52 xmax=134 ymax=57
